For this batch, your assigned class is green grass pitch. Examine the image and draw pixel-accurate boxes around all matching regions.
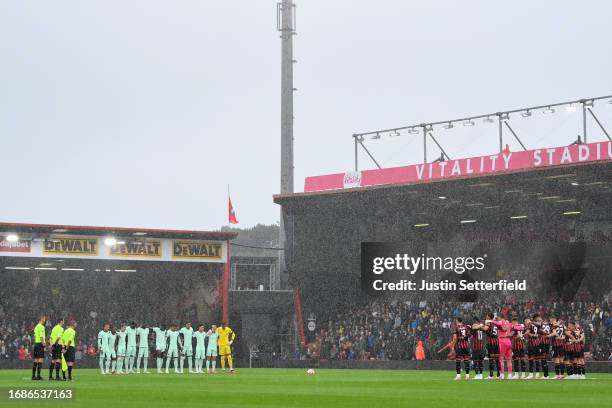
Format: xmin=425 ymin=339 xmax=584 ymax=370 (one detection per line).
xmin=1 ymin=369 xmax=611 ymax=408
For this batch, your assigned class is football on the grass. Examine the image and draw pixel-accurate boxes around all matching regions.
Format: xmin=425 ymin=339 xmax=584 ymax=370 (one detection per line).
xmin=307 ymin=369 xmax=315 ymax=376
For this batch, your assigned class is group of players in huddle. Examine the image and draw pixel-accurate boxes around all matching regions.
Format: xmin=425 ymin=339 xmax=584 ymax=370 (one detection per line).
xmin=97 ymin=321 xmax=236 ymax=375
xmin=451 ymin=312 xmax=586 ymax=380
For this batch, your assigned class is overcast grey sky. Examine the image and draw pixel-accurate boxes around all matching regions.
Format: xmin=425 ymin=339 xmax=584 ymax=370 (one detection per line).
xmin=2 ymin=1 xmax=611 ymax=230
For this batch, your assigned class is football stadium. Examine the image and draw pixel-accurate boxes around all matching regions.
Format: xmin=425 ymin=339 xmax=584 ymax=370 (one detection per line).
xmin=2 ymin=1 xmax=612 ymax=408
xmin=2 ymin=121 xmax=612 ymax=407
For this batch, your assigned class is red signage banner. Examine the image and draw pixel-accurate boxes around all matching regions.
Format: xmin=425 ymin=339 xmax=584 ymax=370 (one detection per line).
xmin=0 ymin=237 xmax=32 ymax=253
xmin=304 ymin=140 xmax=612 ymax=192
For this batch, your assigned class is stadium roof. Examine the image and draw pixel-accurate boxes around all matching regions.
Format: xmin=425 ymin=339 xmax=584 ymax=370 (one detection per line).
xmin=276 ymin=159 xmax=612 ymax=310
xmin=274 ymin=160 xmax=612 ymax=224
xmin=0 ymin=222 xmax=238 ymax=241
xmin=275 ymin=140 xmax=612 ymax=202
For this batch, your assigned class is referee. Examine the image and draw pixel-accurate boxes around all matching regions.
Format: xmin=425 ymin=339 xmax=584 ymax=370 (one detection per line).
xmin=49 ymin=318 xmax=65 ymax=381
xmin=62 ymin=322 xmax=77 ymax=381
xmin=31 ymin=316 xmax=46 ymax=380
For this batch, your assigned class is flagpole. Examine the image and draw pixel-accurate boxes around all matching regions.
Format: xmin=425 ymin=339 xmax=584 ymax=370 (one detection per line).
xmin=223 ymin=240 xmax=230 ymax=324
xmin=224 ymin=184 xmax=231 ymax=323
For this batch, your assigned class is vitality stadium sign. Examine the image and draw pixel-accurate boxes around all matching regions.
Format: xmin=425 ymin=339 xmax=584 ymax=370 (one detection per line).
xmin=304 ymin=140 xmax=612 ymax=192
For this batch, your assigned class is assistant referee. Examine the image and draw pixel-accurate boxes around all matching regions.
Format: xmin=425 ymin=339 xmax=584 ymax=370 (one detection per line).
xmin=32 ymin=316 xmax=46 ymax=380
xmin=62 ymin=322 xmax=77 ymax=381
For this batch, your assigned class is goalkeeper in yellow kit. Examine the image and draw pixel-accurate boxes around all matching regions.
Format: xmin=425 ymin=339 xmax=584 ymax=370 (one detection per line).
xmin=215 ymin=322 xmax=236 ymax=372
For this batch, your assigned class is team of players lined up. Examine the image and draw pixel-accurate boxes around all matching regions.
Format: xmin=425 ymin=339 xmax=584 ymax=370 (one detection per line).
xmin=30 ymin=315 xmax=236 ymax=381
xmin=452 ymin=312 xmax=586 ymax=380
xmin=96 ymin=322 xmax=235 ymax=375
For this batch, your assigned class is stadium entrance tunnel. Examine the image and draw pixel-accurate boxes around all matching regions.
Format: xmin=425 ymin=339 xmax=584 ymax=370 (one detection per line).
xmin=229 ymin=290 xmax=295 ymax=366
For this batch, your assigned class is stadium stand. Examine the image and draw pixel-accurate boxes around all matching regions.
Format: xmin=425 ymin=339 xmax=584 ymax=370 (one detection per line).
xmin=313 ymin=299 xmax=611 ymax=362
xmin=0 ymin=268 xmax=222 ymax=362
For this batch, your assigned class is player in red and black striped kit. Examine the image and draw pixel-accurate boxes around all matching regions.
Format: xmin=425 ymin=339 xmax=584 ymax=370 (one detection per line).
xmin=470 ymin=317 xmax=486 ymax=379
xmin=525 ymin=315 xmax=542 ymax=379
xmin=550 ymin=317 xmax=566 ymax=379
xmin=577 ymin=323 xmax=586 ymax=378
xmin=564 ymin=321 xmax=577 ymax=377
xmin=510 ymin=317 xmax=526 ymax=379
xmin=537 ymin=317 xmax=552 ymax=379
xmin=452 ymin=317 xmax=471 ymax=380
xmin=567 ymin=322 xmax=586 ymax=379
xmin=481 ymin=312 xmax=500 ymax=379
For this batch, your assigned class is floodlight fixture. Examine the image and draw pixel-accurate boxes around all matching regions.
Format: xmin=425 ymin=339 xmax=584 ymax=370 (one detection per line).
xmin=104 ymin=237 xmax=118 ymax=246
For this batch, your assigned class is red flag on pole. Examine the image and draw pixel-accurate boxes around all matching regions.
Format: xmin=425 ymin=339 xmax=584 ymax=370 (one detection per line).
xmin=228 ymin=197 xmax=238 ymax=224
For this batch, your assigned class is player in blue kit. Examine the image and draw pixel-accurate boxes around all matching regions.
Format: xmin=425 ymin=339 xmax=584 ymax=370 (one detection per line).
xmin=165 ymin=324 xmax=182 ymax=374
xmin=206 ymin=324 xmax=219 ymax=374
xmin=97 ymin=324 xmax=110 ymax=374
xmin=136 ymin=324 xmax=150 ymax=374
xmin=116 ymin=324 xmax=127 ymax=374
xmin=107 ymin=327 xmax=117 ymax=373
xmin=179 ymin=322 xmax=194 ymax=373
xmin=125 ymin=322 xmax=137 ymax=374
xmin=152 ymin=325 xmax=167 ymax=374
xmin=193 ymin=325 xmax=207 ymax=373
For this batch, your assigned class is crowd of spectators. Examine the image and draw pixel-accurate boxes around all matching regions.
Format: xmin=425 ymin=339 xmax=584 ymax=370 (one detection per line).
xmin=2 ymin=268 xmax=611 ymax=365
xmin=313 ymin=298 xmax=612 ymax=362
xmin=0 ymin=269 xmax=221 ymax=361
xmin=302 ymin=234 xmax=612 ymax=362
